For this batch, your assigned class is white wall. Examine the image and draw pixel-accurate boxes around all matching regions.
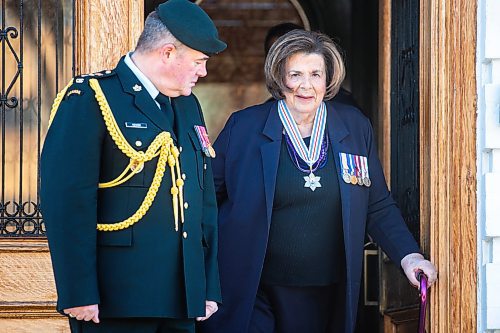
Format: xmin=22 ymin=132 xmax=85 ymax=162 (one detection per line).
xmin=478 ymin=0 xmax=500 ymax=331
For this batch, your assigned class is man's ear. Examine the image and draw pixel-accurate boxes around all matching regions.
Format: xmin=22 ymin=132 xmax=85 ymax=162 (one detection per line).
xmin=160 ymin=43 xmax=176 ymax=60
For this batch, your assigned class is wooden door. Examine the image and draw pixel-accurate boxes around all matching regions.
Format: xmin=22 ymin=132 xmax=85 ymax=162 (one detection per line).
xmin=378 ymin=0 xmax=478 ymax=332
xmin=379 ymin=1 xmax=422 ymax=332
xmin=0 ymin=1 xmax=142 ymax=332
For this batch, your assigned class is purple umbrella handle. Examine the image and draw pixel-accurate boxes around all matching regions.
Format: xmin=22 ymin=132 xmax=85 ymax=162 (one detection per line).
xmin=417 ymin=270 xmax=428 ymax=333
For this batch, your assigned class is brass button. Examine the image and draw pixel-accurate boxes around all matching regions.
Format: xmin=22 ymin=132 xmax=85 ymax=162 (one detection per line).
xmin=130 ymin=162 xmax=144 ymax=173
xmin=179 ymin=146 xmax=183 ymax=153
xmin=203 ymin=163 xmax=207 ymax=170
xmin=184 ymin=202 xmax=189 ymax=209
xmin=183 ymin=231 xmax=188 ymax=239
xmin=182 ymin=173 xmax=186 ymax=180
xmin=135 ymin=140 xmax=142 ymax=147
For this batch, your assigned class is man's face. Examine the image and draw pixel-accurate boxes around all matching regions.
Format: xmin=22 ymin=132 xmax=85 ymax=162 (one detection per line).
xmin=163 ymin=46 xmax=209 ymax=97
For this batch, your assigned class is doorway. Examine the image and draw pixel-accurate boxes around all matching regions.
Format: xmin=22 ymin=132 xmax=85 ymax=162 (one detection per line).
xmin=0 ymin=0 xmax=476 ymax=332
xmin=143 ymin=0 xmax=420 ymax=332
xmin=146 ymin=0 xmax=379 ymax=139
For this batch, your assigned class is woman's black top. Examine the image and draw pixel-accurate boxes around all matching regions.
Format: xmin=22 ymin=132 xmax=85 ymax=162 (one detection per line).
xmin=260 ymin=135 xmax=345 ymax=286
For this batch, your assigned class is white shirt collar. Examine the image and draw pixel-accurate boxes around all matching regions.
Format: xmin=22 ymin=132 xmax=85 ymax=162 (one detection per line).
xmin=124 ymin=52 xmax=160 ymax=100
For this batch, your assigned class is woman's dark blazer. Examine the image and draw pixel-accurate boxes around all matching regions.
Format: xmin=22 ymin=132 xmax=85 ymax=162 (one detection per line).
xmin=199 ymin=100 xmax=420 ymax=333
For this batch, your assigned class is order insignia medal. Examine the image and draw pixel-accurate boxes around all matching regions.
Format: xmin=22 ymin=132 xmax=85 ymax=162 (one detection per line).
xmin=304 ymin=172 xmax=322 ymax=191
xmin=278 ymin=100 xmax=327 ymax=192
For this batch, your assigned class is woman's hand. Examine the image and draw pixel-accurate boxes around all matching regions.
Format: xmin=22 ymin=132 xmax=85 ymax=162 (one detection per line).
xmin=401 ymin=253 xmax=438 ymax=288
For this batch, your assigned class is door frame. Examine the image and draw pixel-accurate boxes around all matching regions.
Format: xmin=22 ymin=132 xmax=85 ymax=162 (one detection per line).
xmin=421 ymin=0 xmax=477 ymax=331
xmin=74 ymin=0 xmax=144 ymax=74
xmin=379 ymin=0 xmax=477 ymax=331
xmin=0 ymin=0 xmax=478 ymax=331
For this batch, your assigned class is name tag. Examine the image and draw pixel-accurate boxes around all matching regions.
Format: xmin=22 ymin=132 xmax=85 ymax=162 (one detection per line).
xmin=125 ymin=122 xmax=147 ymax=129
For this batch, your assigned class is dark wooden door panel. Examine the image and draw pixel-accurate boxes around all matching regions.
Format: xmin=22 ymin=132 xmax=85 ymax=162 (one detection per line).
xmin=382 ymin=0 xmax=421 ymax=330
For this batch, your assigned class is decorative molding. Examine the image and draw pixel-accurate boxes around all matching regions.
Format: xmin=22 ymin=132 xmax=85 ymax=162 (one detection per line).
xmin=195 ymin=0 xmax=310 ymax=30
xmin=0 ymin=238 xmax=49 ymax=252
xmin=0 ymin=302 xmax=59 ymax=319
xmin=378 ymin=0 xmax=391 ymax=184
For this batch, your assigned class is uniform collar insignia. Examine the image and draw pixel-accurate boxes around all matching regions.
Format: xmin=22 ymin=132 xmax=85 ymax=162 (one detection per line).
xmin=132 ymin=84 xmax=142 ymax=92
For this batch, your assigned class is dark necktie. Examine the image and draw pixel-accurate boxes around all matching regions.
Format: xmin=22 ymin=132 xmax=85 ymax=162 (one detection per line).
xmin=155 ymin=93 xmax=175 ymax=127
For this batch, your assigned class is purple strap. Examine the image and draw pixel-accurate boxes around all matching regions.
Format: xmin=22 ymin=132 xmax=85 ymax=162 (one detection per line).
xmin=417 ymin=270 xmax=428 ymax=333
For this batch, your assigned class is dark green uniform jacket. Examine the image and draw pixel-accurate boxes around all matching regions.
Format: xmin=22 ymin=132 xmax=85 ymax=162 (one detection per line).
xmin=40 ymin=57 xmax=221 ymax=318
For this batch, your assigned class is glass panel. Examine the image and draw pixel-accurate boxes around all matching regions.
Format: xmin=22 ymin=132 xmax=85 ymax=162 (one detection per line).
xmin=195 ymin=0 xmax=306 ymax=139
xmin=0 ymin=0 xmax=74 ymax=237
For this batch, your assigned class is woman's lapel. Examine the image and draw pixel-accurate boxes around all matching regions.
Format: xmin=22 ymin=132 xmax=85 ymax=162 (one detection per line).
xmin=326 ymin=102 xmax=354 ymax=266
xmin=260 ymin=101 xmax=283 ymax=227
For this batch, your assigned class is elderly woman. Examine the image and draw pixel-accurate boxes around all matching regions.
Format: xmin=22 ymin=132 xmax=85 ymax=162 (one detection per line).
xmin=199 ymin=30 xmax=437 ymax=333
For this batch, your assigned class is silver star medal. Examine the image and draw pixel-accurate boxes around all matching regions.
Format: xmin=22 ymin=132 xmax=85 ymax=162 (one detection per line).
xmin=304 ymin=172 xmax=321 ymax=191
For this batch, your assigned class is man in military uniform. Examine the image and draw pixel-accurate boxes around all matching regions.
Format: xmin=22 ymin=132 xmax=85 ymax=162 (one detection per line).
xmin=40 ymin=1 xmax=226 ymax=332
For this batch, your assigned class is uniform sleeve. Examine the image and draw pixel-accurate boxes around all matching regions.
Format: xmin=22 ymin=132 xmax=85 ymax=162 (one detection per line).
xmin=363 ymin=118 xmax=421 ymax=265
xmin=40 ymin=81 xmax=105 ymax=311
xmin=202 ymin=112 xmax=236 ymax=302
xmin=201 ymin=152 xmax=222 ymax=302
xmin=193 ymin=97 xmax=222 ymax=303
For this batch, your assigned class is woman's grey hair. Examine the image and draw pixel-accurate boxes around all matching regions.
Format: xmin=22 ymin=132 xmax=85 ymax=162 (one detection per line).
xmin=135 ymin=11 xmax=180 ymax=53
xmin=265 ymin=30 xmax=346 ymax=100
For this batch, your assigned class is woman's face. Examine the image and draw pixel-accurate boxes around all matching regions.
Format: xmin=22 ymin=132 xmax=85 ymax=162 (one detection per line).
xmin=282 ymin=52 xmax=327 ymax=115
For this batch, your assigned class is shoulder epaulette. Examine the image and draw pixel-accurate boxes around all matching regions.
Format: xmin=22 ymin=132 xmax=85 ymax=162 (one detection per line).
xmin=67 ymin=70 xmax=115 ymax=97
xmin=74 ymin=69 xmax=115 ymax=83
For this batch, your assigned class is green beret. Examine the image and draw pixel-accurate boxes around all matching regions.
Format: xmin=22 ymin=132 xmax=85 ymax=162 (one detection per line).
xmin=157 ymin=0 xmax=227 ymax=55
